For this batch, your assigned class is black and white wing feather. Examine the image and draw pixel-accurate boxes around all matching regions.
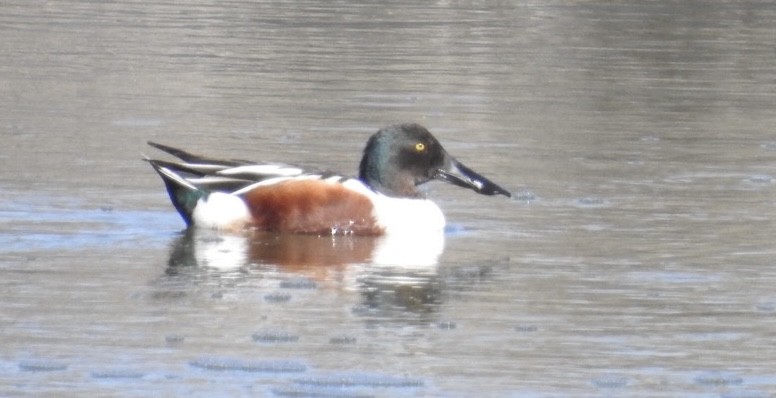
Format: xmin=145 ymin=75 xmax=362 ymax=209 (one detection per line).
xmin=146 ymin=141 xmax=340 ymax=195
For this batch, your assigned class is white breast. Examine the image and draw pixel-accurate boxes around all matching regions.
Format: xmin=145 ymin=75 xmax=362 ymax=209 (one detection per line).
xmin=341 ymin=179 xmax=446 ymax=235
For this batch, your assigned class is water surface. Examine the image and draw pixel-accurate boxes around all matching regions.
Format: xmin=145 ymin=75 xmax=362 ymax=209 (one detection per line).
xmin=2 ymin=1 xmax=776 ymax=396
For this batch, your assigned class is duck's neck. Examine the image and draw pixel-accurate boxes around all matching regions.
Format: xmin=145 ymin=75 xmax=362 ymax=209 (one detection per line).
xmin=359 ymin=158 xmax=422 ymax=198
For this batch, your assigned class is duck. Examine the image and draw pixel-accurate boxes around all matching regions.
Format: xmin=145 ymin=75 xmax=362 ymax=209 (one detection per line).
xmin=146 ymin=123 xmax=510 ymax=235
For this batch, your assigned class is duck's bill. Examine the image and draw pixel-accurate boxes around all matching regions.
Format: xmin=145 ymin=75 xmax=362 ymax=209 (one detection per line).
xmin=435 ymin=159 xmax=511 ymax=197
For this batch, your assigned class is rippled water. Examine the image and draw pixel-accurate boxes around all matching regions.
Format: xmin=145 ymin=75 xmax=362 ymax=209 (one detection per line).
xmin=3 ymin=1 xmax=776 ymax=397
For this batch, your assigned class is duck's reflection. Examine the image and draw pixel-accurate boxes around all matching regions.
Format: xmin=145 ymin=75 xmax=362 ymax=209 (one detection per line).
xmin=162 ymin=229 xmax=446 ymax=321
xmin=166 ymin=229 xmax=445 ymax=272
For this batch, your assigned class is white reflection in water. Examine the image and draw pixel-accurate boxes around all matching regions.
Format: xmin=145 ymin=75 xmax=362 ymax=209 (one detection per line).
xmin=173 ymin=228 xmax=444 ymax=272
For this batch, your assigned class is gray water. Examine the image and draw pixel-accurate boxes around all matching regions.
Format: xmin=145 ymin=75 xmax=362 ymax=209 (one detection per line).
xmin=3 ymin=1 xmax=776 ymax=397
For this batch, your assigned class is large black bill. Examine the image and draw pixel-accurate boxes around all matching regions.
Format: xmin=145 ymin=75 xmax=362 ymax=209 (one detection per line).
xmin=435 ymin=159 xmax=511 ymax=197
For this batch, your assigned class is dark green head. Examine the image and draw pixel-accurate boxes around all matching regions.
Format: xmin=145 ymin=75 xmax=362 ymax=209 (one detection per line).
xmin=358 ymin=123 xmax=511 ymax=198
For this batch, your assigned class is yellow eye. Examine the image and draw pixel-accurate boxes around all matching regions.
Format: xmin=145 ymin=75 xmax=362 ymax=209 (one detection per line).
xmin=415 ymin=142 xmax=426 ymax=152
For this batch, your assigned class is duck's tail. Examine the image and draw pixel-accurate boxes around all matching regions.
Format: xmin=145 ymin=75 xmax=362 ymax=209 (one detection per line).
xmin=144 ymin=151 xmax=208 ymax=227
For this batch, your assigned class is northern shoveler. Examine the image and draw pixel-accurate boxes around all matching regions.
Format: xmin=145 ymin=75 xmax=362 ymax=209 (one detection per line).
xmin=146 ymin=123 xmax=511 ymax=235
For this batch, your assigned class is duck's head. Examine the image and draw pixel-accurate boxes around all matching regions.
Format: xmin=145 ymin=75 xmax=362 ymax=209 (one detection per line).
xmin=358 ymin=123 xmax=511 ymax=198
